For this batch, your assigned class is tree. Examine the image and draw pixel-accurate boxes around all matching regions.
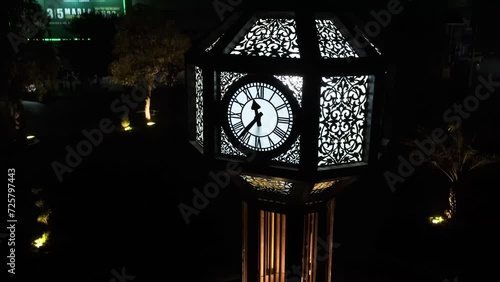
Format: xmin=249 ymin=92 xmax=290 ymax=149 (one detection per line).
xmin=411 ymin=124 xmax=497 ymax=222
xmin=110 ymin=6 xmax=191 ymax=121
xmin=3 ymin=0 xmax=55 ymax=147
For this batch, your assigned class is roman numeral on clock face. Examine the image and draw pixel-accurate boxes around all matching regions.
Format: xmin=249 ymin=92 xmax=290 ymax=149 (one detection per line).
xmin=255 ymin=85 xmax=265 ymax=99
xmin=241 ymin=131 xmax=251 ymax=143
xmin=233 ymin=121 xmax=244 ymax=133
xmin=242 ymin=88 xmax=253 ymax=100
xmin=275 ymin=103 xmax=286 ymax=111
xmin=255 ymin=136 xmax=262 ymax=148
xmin=268 ymin=136 xmax=275 ymax=147
xmin=273 ymin=127 xmax=287 ymax=139
xmin=230 ymin=112 xmax=242 ymax=119
xmin=277 ymin=117 xmax=290 ymax=124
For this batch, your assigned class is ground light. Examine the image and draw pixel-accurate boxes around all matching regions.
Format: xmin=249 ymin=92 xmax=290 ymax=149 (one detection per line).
xmin=429 ymin=216 xmax=446 ymax=225
xmin=26 ymin=135 xmax=41 ymax=146
xmin=121 ymin=118 xmax=133 ymax=132
xmin=146 ymin=121 xmax=156 ymax=126
xmin=33 ymin=232 xmax=50 ymax=248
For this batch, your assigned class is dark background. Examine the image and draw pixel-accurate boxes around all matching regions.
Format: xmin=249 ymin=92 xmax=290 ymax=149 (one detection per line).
xmin=3 ymin=0 xmax=500 ymax=281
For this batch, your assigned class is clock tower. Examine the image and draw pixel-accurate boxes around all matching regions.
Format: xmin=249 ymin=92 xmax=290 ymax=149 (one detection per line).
xmin=186 ymin=3 xmax=386 ymax=281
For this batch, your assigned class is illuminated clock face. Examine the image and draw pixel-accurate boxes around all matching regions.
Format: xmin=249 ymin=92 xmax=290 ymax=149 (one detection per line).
xmin=222 ymin=76 xmax=298 ymax=157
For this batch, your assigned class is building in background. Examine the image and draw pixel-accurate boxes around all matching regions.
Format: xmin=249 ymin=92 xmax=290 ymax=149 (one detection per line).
xmin=35 ymin=0 xmax=127 ymax=39
xmin=35 ymin=0 xmax=221 ymax=40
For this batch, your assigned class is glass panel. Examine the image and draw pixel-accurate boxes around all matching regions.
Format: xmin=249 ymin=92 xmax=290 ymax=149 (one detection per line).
xmin=272 ymin=136 xmax=300 ymax=165
xmin=195 ymin=66 xmax=204 ymax=147
xmin=231 ymin=18 xmax=300 ymax=58
xmin=241 ymin=175 xmax=293 ymax=195
xmin=315 ymin=19 xmax=359 ymax=59
xmin=259 ymin=211 xmax=286 ymax=282
xmin=220 ymin=127 xmax=245 ymax=156
xmin=274 ymin=75 xmax=303 ymax=106
xmin=318 ymin=75 xmax=371 ymax=166
xmin=220 ymin=71 xmax=247 ymax=99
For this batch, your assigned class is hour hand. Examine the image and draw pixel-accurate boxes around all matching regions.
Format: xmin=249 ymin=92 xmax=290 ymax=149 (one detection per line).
xmin=239 ymin=112 xmax=263 ymax=138
xmin=251 ymin=100 xmax=262 ymax=127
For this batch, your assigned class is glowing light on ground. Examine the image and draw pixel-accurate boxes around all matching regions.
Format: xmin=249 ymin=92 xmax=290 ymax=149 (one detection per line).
xmin=429 ymin=216 xmax=445 ymax=225
xmin=35 ymin=200 xmax=44 ymax=208
xmin=27 ymin=135 xmax=36 ymax=140
xmin=146 ymin=121 xmax=156 ymax=126
xmin=124 ymin=126 xmax=133 ymax=131
xmin=121 ymin=118 xmax=131 ymax=129
xmin=37 ymin=210 xmax=51 ymax=225
xmin=33 ymin=232 xmax=50 ymax=248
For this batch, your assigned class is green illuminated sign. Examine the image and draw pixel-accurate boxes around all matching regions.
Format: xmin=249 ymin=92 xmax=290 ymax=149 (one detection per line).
xmin=36 ymin=0 xmax=126 ymax=38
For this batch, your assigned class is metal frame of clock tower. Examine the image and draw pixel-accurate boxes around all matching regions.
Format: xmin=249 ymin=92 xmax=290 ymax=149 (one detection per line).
xmin=186 ymin=4 xmax=386 ymax=282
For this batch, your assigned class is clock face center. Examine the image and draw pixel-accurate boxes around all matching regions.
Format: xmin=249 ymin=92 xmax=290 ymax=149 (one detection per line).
xmin=223 ymin=77 xmax=298 ymax=154
xmin=241 ymin=99 xmax=277 ymax=137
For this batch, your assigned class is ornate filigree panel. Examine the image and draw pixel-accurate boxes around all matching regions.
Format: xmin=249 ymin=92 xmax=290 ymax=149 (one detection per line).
xmin=241 ymin=175 xmax=293 ymax=195
xmin=220 ymin=127 xmax=245 ymax=157
xmin=311 ymin=180 xmax=339 ymax=194
xmin=272 ymin=136 xmax=300 ymax=164
xmin=274 ymin=75 xmax=303 ymax=106
xmin=195 ymin=66 xmax=204 ymax=147
xmin=315 ymin=19 xmax=359 ymax=59
xmin=230 ymin=18 xmax=300 ymax=58
xmin=205 ymin=35 xmax=222 ymax=52
xmin=318 ymin=75 xmax=371 ymax=166
xmin=220 ymin=71 xmax=247 ymax=99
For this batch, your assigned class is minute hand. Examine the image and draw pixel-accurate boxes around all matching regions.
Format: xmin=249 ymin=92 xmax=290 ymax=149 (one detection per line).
xmin=239 ymin=112 xmax=263 ymax=138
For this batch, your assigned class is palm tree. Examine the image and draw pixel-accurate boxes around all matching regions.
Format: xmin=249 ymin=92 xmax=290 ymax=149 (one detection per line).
xmin=424 ymin=124 xmax=497 ymax=220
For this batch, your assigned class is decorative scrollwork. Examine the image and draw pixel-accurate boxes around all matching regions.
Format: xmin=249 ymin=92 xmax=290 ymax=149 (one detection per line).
xmin=311 ymin=180 xmax=339 ymax=194
xmin=272 ymin=136 xmax=300 ymax=165
xmin=274 ymin=75 xmax=303 ymax=106
xmin=205 ymin=35 xmax=222 ymax=52
xmin=220 ymin=71 xmax=247 ymax=99
xmin=318 ymin=76 xmax=371 ymax=166
xmin=231 ymin=18 xmax=300 ymax=58
xmin=195 ymin=66 xmax=204 ymax=147
xmin=220 ymin=127 xmax=245 ymax=156
xmin=315 ymin=19 xmax=358 ymax=59
xmin=241 ymin=175 xmax=293 ymax=195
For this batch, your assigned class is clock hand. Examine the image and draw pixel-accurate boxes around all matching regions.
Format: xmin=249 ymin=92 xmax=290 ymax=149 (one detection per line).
xmin=239 ymin=112 xmax=263 ymax=138
xmin=251 ymin=100 xmax=262 ymax=127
